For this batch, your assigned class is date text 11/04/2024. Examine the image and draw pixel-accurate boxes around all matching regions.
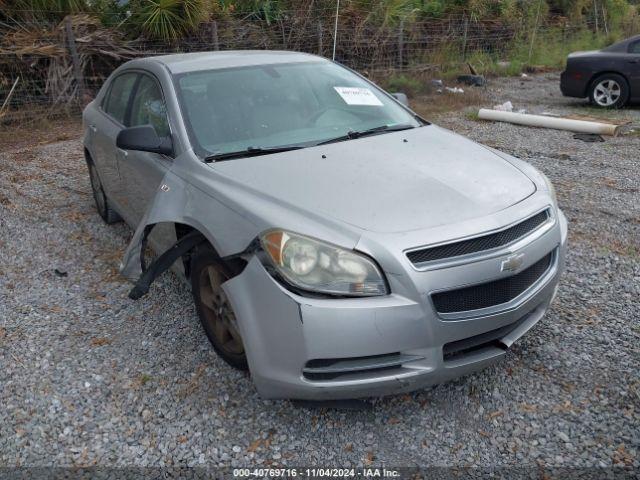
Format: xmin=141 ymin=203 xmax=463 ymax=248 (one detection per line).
xmin=233 ymin=468 xmax=401 ymax=477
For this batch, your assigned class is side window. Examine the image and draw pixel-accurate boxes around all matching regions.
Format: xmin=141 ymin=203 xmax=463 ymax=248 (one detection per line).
xmin=129 ymin=75 xmax=170 ymax=137
xmin=104 ymin=73 xmax=138 ymax=124
xmin=629 ymin=41 xmax=640 ymax=54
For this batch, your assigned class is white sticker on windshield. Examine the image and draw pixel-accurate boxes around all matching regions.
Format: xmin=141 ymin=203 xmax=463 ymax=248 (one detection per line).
xmin=334 ymin=86 xmax=384 ymax=106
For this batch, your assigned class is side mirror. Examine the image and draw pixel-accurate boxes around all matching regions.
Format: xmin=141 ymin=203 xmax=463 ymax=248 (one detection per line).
xmin=391 ymin=92 xmax=409 ymax=106
xmin=116 ymin=125 xmax=173 ymax=156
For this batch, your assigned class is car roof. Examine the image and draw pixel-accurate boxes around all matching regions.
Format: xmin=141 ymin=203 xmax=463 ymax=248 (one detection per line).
xmin=128 ymin=50 xmax=326 ymax=75
xmin=602 ymin=34 xmax=640 ymax=52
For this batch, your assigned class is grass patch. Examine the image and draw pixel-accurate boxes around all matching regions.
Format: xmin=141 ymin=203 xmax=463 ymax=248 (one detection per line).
xmin=410 ymin=88 xmax=486 ymax=118
xmin=374 ymin=68 xmax=486 ymax=117
xmin=384 ymin=74 xmax=427 ymax=96
xmin=465 ymin=110 xmax=481 ymax=121
xmin=135 ymin=373 xmax=153 ymax=387
xmin=608 ymin=240 xmax=640 ymax=258
xmin=400 ymin=28 xmax=631 ymax=81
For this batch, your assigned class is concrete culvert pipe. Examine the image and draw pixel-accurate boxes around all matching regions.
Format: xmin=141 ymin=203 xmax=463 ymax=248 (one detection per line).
xmin=477 ymin=109 xmax=620 ymax=136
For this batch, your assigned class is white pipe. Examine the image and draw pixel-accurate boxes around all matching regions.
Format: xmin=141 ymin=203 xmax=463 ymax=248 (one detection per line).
xmin=478 ymin=109 xmax=619 ymax=136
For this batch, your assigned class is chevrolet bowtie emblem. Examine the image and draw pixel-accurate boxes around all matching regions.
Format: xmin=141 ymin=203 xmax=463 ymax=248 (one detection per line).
xmin=501 ymin=253 xmax=525 ymax=272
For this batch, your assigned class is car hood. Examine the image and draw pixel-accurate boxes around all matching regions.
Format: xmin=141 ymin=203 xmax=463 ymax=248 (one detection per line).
xmin=210 ymin=125 xmax=536 ymax=233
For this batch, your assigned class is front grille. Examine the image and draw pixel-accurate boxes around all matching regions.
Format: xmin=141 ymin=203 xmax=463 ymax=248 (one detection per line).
xmin=431 ymin=252 xmax=553 ymax=314
xmin=407 ymin=210 xmax=549 ymax=265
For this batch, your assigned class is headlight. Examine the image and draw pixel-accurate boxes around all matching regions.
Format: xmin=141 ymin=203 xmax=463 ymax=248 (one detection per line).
xmin=541 ymin=173 xmax=558 ymax=206
xmin=260 ymin=230 xmax=388 ymax=297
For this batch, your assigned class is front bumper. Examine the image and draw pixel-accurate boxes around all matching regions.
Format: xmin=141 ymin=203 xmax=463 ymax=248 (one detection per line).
xmin=223 ymin=209 xmax=568 ymax=400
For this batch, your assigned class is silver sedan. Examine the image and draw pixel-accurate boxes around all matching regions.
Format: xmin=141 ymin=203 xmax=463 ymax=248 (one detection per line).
xmin=82 ymin=51 xmax=568 ymax=399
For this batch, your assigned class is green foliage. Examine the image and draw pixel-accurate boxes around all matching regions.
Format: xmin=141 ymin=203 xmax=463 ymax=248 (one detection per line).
xmin=224 ymin=0 xmax=285 ymax=24
xmin=418 ymin=0 xmax=447 ymax=17
xmin=465 ymin=110 xmax=480 ymax=121
xmin=88 ymin=0 xmax=131 ymax=27
xmin=128 ymin=0 xmax=210 ymax=41
xmin=12 ymin=0 xmax=85 ymax=12
xmin=604 ymin=0 xmax=636 ymax=33
xmin=352 ymin=0 xmax=421 ymax=25
xmin=1 ymin=0 xmax=88 ymax=20
xmin=2 ymin=0 xmax=638 ymax=44
xmin=426 ymin=22 xmax=627 ymax=80
xmin=384 ymin=73 xmax=425 ymax=96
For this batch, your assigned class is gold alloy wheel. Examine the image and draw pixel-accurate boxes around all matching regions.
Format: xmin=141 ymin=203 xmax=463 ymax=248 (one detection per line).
xmin=198 ymin=265 xmax=244 ymax=356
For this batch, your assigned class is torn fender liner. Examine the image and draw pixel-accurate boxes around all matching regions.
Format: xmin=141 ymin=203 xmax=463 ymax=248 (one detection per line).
xmin=128 ymin=230 xmax=205 ymax=300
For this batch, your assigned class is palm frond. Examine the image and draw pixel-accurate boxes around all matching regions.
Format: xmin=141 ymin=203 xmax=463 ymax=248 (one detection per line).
xmin=131 ymin=0 xmax=209 ymax=41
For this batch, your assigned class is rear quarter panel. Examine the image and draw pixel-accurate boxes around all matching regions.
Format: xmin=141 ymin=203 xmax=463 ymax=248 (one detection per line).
xmin=588 ymin=54 xmax=634 ymax=92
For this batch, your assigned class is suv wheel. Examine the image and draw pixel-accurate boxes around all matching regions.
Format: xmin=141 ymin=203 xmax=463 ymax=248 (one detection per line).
xmin=191 ymin=245 xmax=248 ymax=370
xmin=589 ymin=73 xmax=629 ymax=108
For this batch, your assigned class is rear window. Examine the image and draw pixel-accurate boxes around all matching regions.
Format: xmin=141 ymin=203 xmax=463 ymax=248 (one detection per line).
xmin=104 ymin=73 xmax=138 ymax=124
xmin=629 ymin=41 xmax=640 ymax=54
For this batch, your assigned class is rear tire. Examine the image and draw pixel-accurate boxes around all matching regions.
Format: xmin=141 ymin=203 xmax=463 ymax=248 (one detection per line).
xmin=589 ymin=73 xmax=629 ymax=108
xmin=87 ymin=162 xmax=121 ymax=224
xmin=191 ymin=244 xmax=248 ymax=370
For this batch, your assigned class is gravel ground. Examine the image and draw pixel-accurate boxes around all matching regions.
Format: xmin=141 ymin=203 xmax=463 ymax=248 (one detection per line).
xmin=1 ymin=73 xmax=639 ymax=473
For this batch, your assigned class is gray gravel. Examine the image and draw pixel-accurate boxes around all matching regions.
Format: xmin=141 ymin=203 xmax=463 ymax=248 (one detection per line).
xmin=0 ymin=73 xmax=638 ymax=471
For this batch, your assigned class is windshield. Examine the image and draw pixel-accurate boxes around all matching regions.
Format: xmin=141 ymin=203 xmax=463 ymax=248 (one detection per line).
xmin=175 ymin=61 xmax=421 ymax=157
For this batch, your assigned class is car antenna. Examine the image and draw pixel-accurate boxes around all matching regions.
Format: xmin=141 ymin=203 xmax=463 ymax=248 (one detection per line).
xmin=332 ymin=0 xmax=340 ymax=61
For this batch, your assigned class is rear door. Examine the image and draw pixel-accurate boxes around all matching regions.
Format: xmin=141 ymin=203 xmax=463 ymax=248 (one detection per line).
xmin=627 ymin=40 xmax=640 ymax=95
xmin=91 ymin=71 xmax=138 ymax=222
xmin=117 ymin=72 xmax=173 ymax=226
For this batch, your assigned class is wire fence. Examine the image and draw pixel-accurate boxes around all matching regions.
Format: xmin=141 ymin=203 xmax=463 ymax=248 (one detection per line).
xmin=0 ymin=8 xmax=636 ymax=125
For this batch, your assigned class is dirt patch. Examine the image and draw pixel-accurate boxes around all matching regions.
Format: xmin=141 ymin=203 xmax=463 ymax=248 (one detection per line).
xmin=0 ymin=117 xmax=82 ymax=153
xmin=411 ymin=88 xmax=486 ymax=118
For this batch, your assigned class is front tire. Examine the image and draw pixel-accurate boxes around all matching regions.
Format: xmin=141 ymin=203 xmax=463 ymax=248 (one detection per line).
xmin=589 ymin=73 xmax=629 ymax=108
xmin=190 ymin=245 xmax=248 ymax=370
xmin=87 ymin=162 xmax=121 ymax=224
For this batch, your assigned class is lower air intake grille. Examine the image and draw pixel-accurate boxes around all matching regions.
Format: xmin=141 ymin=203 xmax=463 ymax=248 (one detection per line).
xmin=431 ymin=252 xmax=553 ymax=314
xmin=302 ymin=352 xmax=424 ymax=381
xmin=407 ymin=210 xmax=549 ymax=265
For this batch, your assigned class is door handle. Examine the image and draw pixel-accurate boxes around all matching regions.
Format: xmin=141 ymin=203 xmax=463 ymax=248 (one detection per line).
xmin=89 ymin=124 xmax=97 ymax=132
xmin=629 ymin=59 xmax=639 ymax=64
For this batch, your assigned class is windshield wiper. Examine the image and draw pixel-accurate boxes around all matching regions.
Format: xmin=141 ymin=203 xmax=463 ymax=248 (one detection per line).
xmin=204 ymin=123 xmax=418 ymax=161
xmin=204 ymin=145 xmax=306 ymax=162
xmin=316 ymin=123 xmax=417 ymax=146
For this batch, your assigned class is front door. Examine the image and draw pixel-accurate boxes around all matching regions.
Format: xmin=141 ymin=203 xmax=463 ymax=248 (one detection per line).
xmin=627 ymin=39 xmax=640 ymax=94
xmin=117 ymin=73 xmax=173 ymax=226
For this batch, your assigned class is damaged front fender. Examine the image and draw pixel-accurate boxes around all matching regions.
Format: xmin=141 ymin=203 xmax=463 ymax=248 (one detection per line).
xmin=119 ymin=167 xmax=259 ymax=294
xmin=118 ymin=150 xmax=364 ymax=299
